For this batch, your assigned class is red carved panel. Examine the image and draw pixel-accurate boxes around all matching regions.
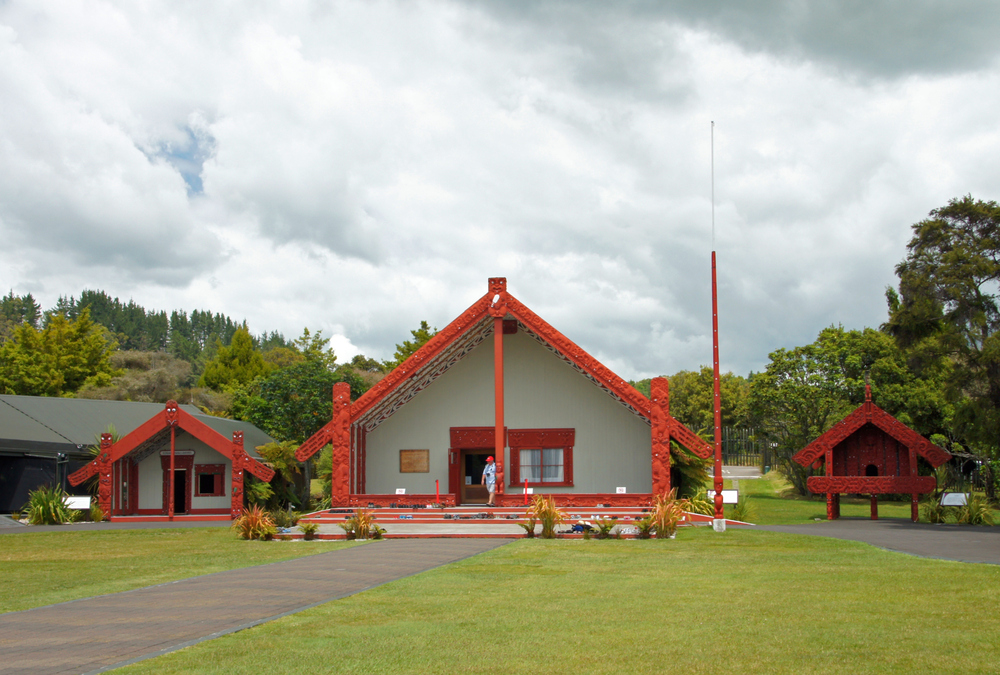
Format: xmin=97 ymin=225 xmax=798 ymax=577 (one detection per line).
xmin=165 ymin=399 xmax=179 ymax=426
xmin=502 ymin=319 xmax=518 ymax=334
xmin=96 ymin=433 xmax=113 ymax=517
xmin=496 ymin=493 xmax=654 ymax=508
xmin=231 ymin=432 xmax=246 ymax=518
xmin=650 ymin=377 xmax=671 ymax=494
xmin=667 ymin=418 xmax=713 ymax=459
xmin=349 ymin=494 xmax=458 ymax=507
xmin=330 ymin=382 xmax=352 ymax=507
xmin=508 ymin=429 xmax=575 ymax=448
xmin=807 ymin=475 xmax=937 ymax=494
xmin=450 ymin=427 xmax=503 ymax=449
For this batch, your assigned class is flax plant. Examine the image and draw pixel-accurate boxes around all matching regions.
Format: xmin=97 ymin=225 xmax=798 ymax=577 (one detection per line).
xmin=526 ymin=495 xmax=566 ymax=539
xmin=232 ymin=505 xmax=277 ymax=540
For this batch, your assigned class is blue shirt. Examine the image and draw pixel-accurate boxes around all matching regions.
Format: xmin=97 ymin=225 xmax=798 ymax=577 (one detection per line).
xmin=482 ymin=462 xmax=496 ymax=486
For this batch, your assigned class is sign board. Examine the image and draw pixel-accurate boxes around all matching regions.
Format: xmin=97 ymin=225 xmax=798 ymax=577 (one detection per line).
xmin=616 ymin=487 xmax=627 ymax=494
xmin=395 ymin=488 xmax=406 ymax=495
xmin=706 ymin=489 xmax=739 ymax=504
xmin=64 ymin=496 xmax=91 ymax=510
xmin=940 ymin=492 xmax=969 ymax=507
xmin=524 ymin=487 xmax=534 ymax=495
xmin=399 ymin=449 xmax=429 ymax=473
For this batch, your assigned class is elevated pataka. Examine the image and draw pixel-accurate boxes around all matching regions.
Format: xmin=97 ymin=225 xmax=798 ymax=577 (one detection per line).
xmin=297 ymin=277 xmax=711 ymax=508
xmin=793 ymin=386 xmax=950 ymax=521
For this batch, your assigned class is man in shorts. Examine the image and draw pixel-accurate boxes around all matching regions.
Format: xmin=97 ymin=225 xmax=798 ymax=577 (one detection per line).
xmin=481 ymin=455 xmax=496 ymax=507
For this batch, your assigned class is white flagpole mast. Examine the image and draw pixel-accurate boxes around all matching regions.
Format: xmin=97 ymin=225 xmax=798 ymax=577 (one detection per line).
xmin=711 ymin=121 xmax=725 ymax=531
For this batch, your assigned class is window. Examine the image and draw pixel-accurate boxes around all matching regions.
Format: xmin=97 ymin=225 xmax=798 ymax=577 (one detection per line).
xmin=195 ymin=464 xmax=226 ymax=497
xmin=508 ymin=429 xmax=574 ymax=487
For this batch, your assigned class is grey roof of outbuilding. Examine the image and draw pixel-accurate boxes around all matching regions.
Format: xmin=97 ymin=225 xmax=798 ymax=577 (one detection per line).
xmin=0 ymin=395 xmax=271 ymax=459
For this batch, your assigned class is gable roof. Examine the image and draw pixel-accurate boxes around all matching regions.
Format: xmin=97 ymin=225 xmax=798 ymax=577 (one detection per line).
xmin=793 ymin=388 xmax=951 ymax=469
xmin=297 ymin=278 xmax=711 ymax=461
xmin=68 ymin=400 xmax=275 ymax=487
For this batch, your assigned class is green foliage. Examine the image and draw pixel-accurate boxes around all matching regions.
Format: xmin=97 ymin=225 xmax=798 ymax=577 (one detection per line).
xmin=339 ymin=509 xmax=383 ymax=540
xmin=21 ymin=486 xmax=76 ymax=525
xmin=384 ymin=320 xmax=438 ymax=370
xmin=593 ymin=517 xmax=618 ymax=539
xmin=668 ymin=367 xmax=751 ymax=429
xmin=685 ymin=493 xmax=714 ymax=516
xmin=634 ymin=514 xmax=655 ymax=539
xmin=77 ymin=350 xmax=194 ymax=403
xmin=232 ymin=505 xmax=277 ymax=541
xmin=231 ymin=360 xmax=367 ymax=443
xmin=199 ymin=328 xmax=271 ymax=390
xmin=0 ymin=308 xmax=120 ymax=396
xmin=650 ymin=489 xmax=687 ymax=538
xmin=728 ymin=496 xmax=757 ymax=523
xmin=269 ymin=508 xmax=300 ymax=529
xmin=245 ymin=478 xmax=274 ymax=507
xmin=299 ymin=522 xmax=320 ymax=540
xmin=920 ymin=495 xmax=948 ymax=523
xmin=257 ymin=441 xmax=304 ymax=507
xmin=670 ymin=439 xmax=711 ymax=498
xmin=517 ymin=518 xmax=537 ymax=538
xmin=955 ymin=495 xmax=995 ymax=525
xmin=525 ymin=495 xmax=566 ymax=539
xmin=886 ymin=196 xmax=1000 ymax=497
xmin=0 ymin=290 xmax=41 ymax=343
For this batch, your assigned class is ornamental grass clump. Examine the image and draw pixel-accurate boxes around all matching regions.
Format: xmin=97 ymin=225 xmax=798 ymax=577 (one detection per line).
xmin=921 ymin=495 xmax=949 ymax=523
xmin=299 ymin=522 xmax=320 ymax=540
xmin=339 ymin=509 xmax=384 ymax=540
xmin=232 ymin=505 xmax=277 ymax=541
xmin=593 ymin=517 xmax=618 ymax=539
xmin=526 ymin=495 xmax=566 ymax=539
xmin=956 ymin=495 xmax=995 ymax=526
xmin=22 ymin=485 xmax=76 ymax=525
xmin=650 ymin=489 xmax=688 ymax=538
xmin=517 ymin=517 xmax=537 ymax=538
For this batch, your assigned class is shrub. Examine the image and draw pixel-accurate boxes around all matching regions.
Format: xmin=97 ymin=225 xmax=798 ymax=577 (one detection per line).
xmin=593 ymin=517 xmax=618 ymax=539
xmin=921 ymin=495 xmax=949 ymax=524
xmin=338 ymin=509 xmax=382 ymax=540
xmin=299 ymin=522 xmax=320 ymax=540
xmin=517 ymin=517 xmax=537 ymax=538
xmin=270 ymin=508 xmax=299 ymax=529
xmin=526 ymin=495 xmax=566 ymax=539
xmin=245 ymin=479 xmax=274 ymax=507
xmin=634 ymin=515 xmax=656 ymax=539
xmin=956 ymin=495 xmax=995 ymax=526
xmin=88 ymin=501 xmax=106 ymax=523
xmin=685 ymin=492 xmax=715 ymax=516
xmin=728 ymin=496 xmax=756 ymax=523
xmin=650 ymin=489 xmax=687 ymax=538
xmin=232 ymin=505 xmax=277 ymax=540
xmin=22 ymin=485 xmax=75 ymax=525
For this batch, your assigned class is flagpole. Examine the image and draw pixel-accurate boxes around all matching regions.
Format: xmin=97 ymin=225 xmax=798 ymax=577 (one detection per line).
xmin=711 ymin=121 xmax=725 ymax=531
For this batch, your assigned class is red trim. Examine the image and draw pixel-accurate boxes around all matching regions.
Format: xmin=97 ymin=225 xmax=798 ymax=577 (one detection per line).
xmin=807 ymin=476 xmax=937 ymax=494
xmin=450 ymin=427 xmax=505 ymax=448
xmin=493 ymin=312 xmax=506 ymax=495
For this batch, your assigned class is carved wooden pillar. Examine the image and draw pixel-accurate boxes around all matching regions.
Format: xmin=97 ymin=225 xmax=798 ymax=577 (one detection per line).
xmin=909 ymin=446 xmax=918 ymax=522
xmin=650 ymin=377 xmax=671 ymax=495
xmin=330 ymin=382 xmax=352 ymax=507
xmin=489 ymin=278 xmax=507 ymax=497
xmin=97 ymin=433 xmax=113 ymax=518
xmin=166 ymin=401 xmax=179 ymax=520
xmin=825 ymin=444 xmax=835 ymax=520
xmin=870 ymin=495 xmax=879 ymax=520
xmin=231 ymin=431 xmax=245 ymax=519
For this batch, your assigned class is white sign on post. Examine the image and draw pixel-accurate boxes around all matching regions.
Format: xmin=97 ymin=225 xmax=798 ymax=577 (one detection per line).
xmin=940 ymin=492 xmax=968 ymax=506
xmin=395 ymin=488 xmax=406 ymax=495
xmin=706 ymin=489 xmax=739 ymax=504
xmin=524 ymin=487 xmax=534 ymax=494
xmin=616 ymin=487 xmax=627 ymax=494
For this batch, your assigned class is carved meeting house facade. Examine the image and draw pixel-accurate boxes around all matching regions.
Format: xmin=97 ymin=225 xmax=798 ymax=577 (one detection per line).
xmin=297 ymin=277 xmax=710 ymax=507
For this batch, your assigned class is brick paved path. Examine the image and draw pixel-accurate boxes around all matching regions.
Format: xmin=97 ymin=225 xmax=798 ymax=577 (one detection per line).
xmin=0 ymin=538 xmax=512 ymax=675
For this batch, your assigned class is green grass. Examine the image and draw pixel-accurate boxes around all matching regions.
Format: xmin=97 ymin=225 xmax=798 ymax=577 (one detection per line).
xmin=0 ymin=528 xmax=360 ymax=613
xmin=723 ymin=472 xmax=999 ymax=525
xmin=117 ymin=531 xmax=1000 ymax=675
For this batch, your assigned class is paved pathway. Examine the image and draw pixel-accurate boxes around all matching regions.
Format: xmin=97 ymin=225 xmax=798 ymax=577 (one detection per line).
xmin=749 ymin=518 xmax=1000 ymax=565
xmin=0 ymin=538 xmax=511 ymax=675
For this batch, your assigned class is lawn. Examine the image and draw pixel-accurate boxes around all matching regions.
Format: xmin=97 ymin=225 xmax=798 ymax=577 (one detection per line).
xmin=115 ymin=530 xmax=1000 ymax=675
xmin=0 ymin=528 xmax=360 ymax=613
xmin=722 ymin=471 xmax=996 ymax=525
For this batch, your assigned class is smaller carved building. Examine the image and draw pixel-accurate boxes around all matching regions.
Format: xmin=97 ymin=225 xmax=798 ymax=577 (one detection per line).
xmin=793 ymin=387 xmax=951 ymax=521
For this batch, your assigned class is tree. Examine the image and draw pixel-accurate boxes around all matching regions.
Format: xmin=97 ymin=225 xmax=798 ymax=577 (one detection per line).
xmin=199 ymin=327 xmax=270 ymax=390
xmin=886 ymin=196 xmax=1000 ymax=460
xmin=0 ymin=308 xmax=119 ymax=396
xmin=384 ymin=320 xmax=437 ymax=369
xmin=665 ymin=367 xmax=751 ymax=431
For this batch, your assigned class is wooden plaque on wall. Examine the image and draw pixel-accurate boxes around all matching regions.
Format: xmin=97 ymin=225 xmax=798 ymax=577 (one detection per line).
xmin=399 ymin=449 xmax=430 ymax=473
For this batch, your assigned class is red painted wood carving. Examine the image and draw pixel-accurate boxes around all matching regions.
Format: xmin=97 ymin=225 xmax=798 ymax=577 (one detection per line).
xmin=348 ymin=494 xmax=458 ymax=507
xmin=650 ymin=377 xmax=671 ymax=494
xmin=451 ymin=427 xmax=502 ymax=449
xmin=330 ymin=382 xmax=352 ymax=507
xmin=808 ymin=476 xmax=937 ymax=494
xmin=507 ymin=429 xmax=575 ymax=448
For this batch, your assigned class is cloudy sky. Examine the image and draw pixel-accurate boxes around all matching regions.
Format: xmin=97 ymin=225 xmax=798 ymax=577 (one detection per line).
xmin=2 ymin=1 xmax=999 ymax=379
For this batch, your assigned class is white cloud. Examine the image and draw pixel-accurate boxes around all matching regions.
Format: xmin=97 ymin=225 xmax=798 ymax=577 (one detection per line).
xmin=2 ymin=1 xmax=999 ymax=379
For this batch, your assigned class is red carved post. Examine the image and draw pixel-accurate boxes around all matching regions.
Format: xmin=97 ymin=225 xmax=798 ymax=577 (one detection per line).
xmin=870 ymin=495 xmax=878 ymax=520
xmin=97 ymin=433 xmax=113 ymax=518
xmin=650 ymin=377 xmax=671 ymax=495
xmin=909 ymin=446 xmax=918 ymax=522
xmin=166 ymin=401 xmax=179 ymax=520
xmin=330 ymin=382 xmax=352 ymax=507
xmin=489 ymin=277 xmax=507 ymax=497
xmin=825 ymin=444 xmax=835 ymax=520
xmin=231 ymin=431 xmax=245 ymax=519
xmin=711 ymin=251 xmax=724 ymax=523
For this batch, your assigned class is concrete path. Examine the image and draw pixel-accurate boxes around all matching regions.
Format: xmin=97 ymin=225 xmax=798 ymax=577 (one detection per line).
xmin=750 ymin=518 xmax=1000 ymax=565
xmin=0 ymin=538 xmax=512 ymax=675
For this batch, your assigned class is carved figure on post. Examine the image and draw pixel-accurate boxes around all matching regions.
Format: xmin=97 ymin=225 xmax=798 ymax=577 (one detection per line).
xmin=650 ymin=377 xmax=672 ymax=494
xmin=330 ymin=382 xmax=352 ymax=507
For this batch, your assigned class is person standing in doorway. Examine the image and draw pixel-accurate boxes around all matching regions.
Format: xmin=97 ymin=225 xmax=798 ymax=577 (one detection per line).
xmin=482 ymin=455 xmax=496 ymax=507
